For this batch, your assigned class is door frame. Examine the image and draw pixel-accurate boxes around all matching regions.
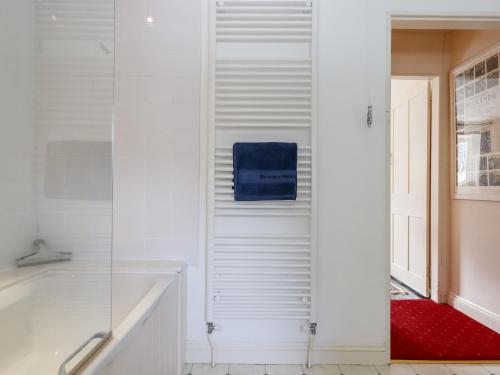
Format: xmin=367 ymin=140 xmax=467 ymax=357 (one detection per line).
xmin=390 ymin=76 xmax=434 ymax=298
xmin=385 ymin=13 xmax=500 ymax=361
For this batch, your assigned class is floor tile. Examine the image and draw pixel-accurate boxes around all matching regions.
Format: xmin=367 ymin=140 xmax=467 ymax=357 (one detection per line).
xmin=338 ymin=365 xmax=378 ymax=375
xmin=184 ymin=364 xmax=493 ymax=375
xmin=230 ymin=364 xmax=265 ymax=375
xmin=267 ymin=364 xmax=305 ymax=375
xmin=409 ymin=364 xmax=453 ymax=375
xmin=483 ymin=364 xmax=500 ymax=375
xmin=375 ymin=364 xmax=415 ymax=375
xmin=446 ymin=364 xmax=490 ymax=375
xmin=303 ymin=364 xmax=341 ymax=374
xmin=192 ymin=364 xmax=229 ymax=375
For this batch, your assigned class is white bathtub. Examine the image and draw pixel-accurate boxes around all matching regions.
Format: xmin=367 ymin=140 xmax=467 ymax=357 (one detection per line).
xmin=0 ymin=268 xmax=111 ymax=375
xmin=79 ymin=261 xmax=186 ymax=375
xmin=0 ymin=261 xmax=185 ymax=375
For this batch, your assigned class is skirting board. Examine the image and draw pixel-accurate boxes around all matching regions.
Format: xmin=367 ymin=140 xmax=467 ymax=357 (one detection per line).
xmin=185 ymin=341 xmax=389 ymax=365
xmin=447 ymin=293 xmax=500 ymax=333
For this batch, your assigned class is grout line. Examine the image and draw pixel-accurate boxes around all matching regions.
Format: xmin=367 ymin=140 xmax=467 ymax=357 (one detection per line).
xmin=444 ymin=363 xmax=457 ymax=375
xmin=408 ymin=363 xmax=420 ymax=375
xmin=389 ymin=363 xmax=418 ymax=375
xmin=482 ymin=364 xmax=497 ymax=375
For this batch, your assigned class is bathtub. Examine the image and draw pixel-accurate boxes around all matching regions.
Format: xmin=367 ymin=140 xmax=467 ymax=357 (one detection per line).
xmin=78 ymin=261 xmax=186 ymax=375
xmin=0 ymin=267 xmax=111 ymax=375
xmin=0 ymin=261 xmax=185 ymax=375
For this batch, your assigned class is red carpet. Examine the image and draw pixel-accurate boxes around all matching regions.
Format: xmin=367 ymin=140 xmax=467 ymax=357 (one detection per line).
xmin=391 ymin=300 xmax=500 ymax=360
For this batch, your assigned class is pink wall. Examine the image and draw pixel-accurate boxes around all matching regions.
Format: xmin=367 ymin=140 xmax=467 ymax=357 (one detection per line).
xmin=392 ymin=30 xmax=451 ymax=302
xmin=449 ymin=30 xmax=500 ymax=319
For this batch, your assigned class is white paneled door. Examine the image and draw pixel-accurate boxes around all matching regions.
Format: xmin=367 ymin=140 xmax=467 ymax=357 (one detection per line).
xmin=390 ymin=80 xmax=431 ymax=297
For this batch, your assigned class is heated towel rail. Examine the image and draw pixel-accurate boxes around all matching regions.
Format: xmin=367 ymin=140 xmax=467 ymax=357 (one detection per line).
xmin=206 ymin=0 xmax=317 ymax=342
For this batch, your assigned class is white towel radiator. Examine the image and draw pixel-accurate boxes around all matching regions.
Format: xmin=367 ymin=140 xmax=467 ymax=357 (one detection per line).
xmin=206 ymin=0 xmax=317 ymax=362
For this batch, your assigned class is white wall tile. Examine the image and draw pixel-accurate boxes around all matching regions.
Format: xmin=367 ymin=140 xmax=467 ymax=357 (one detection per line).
xmin=89 ymin=216 xmax=113 ymax=238
xmin=114 ymin=0 xmax=201 ymax=265
xmin=38 ymin=215 xmax=66 ymax=239
xmin=114 ymin=158 xmax=145 ymax=186
xmin=0 ymin=0 xmax=36 ymax=268
xmin=145 ymin=183 xmax=173 ymax=237
xmin=114 ymin=101 xmax=148 ymax=160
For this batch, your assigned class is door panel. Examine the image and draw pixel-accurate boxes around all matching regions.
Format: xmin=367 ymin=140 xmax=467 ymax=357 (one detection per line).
xmin=390 ymin=79 xmax=430 ymax=297
xmin=392 ymin=214 xmax=408 ymax=270
xmin=409 ymin=216 xmax=426 ymax=277
xmin=409 ymin=94 xmax=429 ymax=196
xmin=392 ymin=103 xmax=409 ymax=195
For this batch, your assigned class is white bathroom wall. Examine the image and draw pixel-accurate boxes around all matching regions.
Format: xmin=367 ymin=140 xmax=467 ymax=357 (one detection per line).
xmin=0 ymin=0 xmax=36 ymax=269
xmin=113 ymin=0 xmax=201 ymax=263
xmin=113 ymin=0 xmax=500 ymax=365
xmin=34 ymin=0 xmax=114 ymax=260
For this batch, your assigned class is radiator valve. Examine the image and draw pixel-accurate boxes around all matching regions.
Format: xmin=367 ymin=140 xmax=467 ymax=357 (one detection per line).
xmin=309 ymin=323 xmax=317 ymax=335
xmin=207 ymin=322 xmax=216 ymax=335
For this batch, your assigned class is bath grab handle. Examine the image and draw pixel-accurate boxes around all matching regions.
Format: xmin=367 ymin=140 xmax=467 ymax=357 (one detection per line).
xmin=58 ymin=331 xmax=108 ymax=375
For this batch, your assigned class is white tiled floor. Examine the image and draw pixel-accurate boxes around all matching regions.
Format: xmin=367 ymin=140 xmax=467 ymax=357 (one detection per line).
xmin=182 ymin=364 xmax=499 ymax=375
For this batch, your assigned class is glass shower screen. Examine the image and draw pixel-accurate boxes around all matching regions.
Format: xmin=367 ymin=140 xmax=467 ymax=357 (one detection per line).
xmin=0 ymin=0 xmax=114 ymax=373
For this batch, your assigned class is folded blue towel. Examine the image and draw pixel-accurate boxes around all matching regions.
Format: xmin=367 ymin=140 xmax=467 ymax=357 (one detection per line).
xmin=233 ymin=142 xmax=297 ymax=201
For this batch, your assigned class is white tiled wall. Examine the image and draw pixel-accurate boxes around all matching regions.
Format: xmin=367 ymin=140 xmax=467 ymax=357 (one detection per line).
xmin=33 ymin=0 xmax=114 ymax=260
xmin=113 ymin=0 xmax=201 ymax=263
xmin=0 ymin=0 xmax=114 ymax=266
xmin=0 ymin=0 xmax=37 ymax=269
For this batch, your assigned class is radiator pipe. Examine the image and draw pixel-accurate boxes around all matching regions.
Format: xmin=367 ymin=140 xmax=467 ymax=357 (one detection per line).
xmin=306 ymin=323 xmax=317 ymax=368
xmin=207 ymin=322 xmax=216 ymax=368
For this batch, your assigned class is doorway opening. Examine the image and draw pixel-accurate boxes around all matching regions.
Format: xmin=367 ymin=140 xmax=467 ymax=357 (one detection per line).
xmin=389 ymin=17 xmax=500 ymax=362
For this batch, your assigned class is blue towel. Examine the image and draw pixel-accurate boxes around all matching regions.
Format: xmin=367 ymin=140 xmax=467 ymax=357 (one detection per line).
xmin=233 ymin=142 xmax=297 ymax=201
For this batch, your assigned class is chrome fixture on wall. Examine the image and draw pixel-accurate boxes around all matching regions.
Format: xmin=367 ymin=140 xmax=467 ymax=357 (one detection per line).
xmin=16 ymin=239 xmax=71 ymax=267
